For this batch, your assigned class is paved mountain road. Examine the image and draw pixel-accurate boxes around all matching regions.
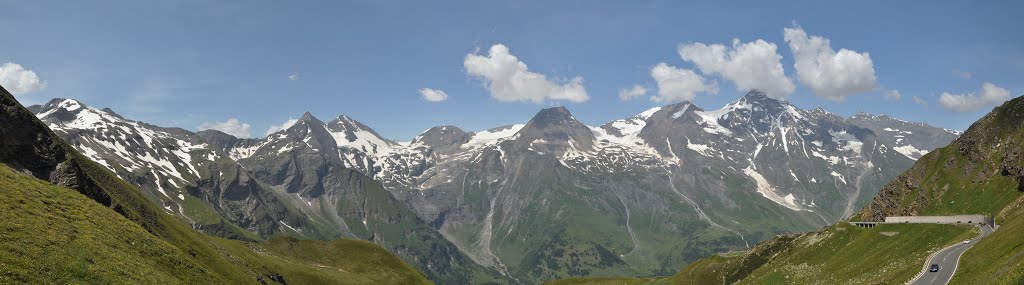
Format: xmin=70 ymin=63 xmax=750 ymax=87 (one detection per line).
xmin=909 ymin=224 xmax=993 ymax=285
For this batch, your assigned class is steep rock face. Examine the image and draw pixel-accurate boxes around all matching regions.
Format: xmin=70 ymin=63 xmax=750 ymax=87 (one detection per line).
xmin=0 ymin=95 xmax=113 ymax=208
xmin=1 ymin=98 xmax=69 ymax=177
xmin=31 ymin=98 xmax=306 ymax=239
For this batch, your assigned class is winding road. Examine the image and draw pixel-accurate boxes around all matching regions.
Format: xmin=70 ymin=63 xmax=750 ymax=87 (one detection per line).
xmin=909 ymin=224 xmax=994 ymax=285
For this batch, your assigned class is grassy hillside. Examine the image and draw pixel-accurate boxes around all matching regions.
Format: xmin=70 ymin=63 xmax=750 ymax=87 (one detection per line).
xmin=0 ymin=164 xmax=431 ymax=284
xmin=952 ymin=194 xmax=1024 ymax=284
xmin=0 ymin=163 xmax=225 ymax=284
xmin=546 ymin=224 xmax=973 ymax=285
xmin=727 ymin=223 xmax=973 ymax=284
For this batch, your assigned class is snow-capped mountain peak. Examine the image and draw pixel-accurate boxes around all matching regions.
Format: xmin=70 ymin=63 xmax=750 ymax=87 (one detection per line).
xmin=325 ymin=115 xmax=397 ymax=156
xmin=33 ymin=98 xmax=217 ymax=212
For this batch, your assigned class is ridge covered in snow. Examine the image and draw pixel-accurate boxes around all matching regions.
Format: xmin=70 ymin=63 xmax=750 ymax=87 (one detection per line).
xmin=35 ymin=98 xmax=217 ymax=212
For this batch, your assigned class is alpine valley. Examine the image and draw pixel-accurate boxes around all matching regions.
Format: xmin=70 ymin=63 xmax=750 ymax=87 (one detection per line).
xmin=29 ymin=89 xmax=959 ymax=284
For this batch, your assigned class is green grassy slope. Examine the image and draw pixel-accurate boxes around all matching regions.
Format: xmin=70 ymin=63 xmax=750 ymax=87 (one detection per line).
xmin=544 ymin=224 xmax=973 ymax=285
xmin=952 ymin=194 xmax=1024 ymax=284
xmin=731 ymin=223 xmax=973 ymax=284
xmin=0 ymin=164 xmax=431 ymax=284
xmin=0 ymin=164 xmax=224 ymax=284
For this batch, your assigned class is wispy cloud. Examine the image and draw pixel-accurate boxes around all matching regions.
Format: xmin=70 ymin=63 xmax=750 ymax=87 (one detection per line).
xmin=419 ymin=88 xmax=449 ymax=102
xmin=884 ymin=90 xmax=901 ymax=101
xmin=199 ymin=118 xmax=252 ymax=138
xmin=618 ymin=85 xmax=648 ymax=101
xmin=951 ymin=69 xmax=972 ymax=79
xmin=912 ymin=96 xmax=928 ymax=106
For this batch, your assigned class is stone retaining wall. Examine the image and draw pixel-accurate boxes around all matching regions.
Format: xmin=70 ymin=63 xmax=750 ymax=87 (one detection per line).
xmin=884 ymin=215 xmax=987 ymax=224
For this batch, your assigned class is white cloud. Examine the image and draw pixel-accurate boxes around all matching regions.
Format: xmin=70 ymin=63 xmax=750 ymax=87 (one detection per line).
xmin=618 ymin=85 xmax=647 ymax=101
xmin=464 ymin=44 xmax=588 ymax=103
xmin=784 ymin=27 xmax=877 ymax=101
xmin=678 ymin=39 xmax=794 ymax=99
xmin=199 ymin=118 xmax=252 ymax=138
xmin=938 ymin=82 xmax=1011 ymax=113
xmin=912 ymin=96 xmax=928 ymax=106
xmin=0 ymin=62 xmax=46 ymax=95
xmin=951 ymin=69 xmax=972 ymax=79
xmin=884 ymin=90 xmax=901 ymax=101
xmin=288 ymin=73 xmax=299 ymax=81
xmin=419 ymin=88 xmax=449 ymax=102
xmin=264 ymin=118 xmax=298 ymax=136
xmin=650 ymin=63 xmax=718 ymax=103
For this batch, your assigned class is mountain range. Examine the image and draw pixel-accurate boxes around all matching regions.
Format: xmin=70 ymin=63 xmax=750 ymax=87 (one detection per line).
xmin=31 ymin=90 xmax=959 ymax=284
xmin=551 ymin=93 xmax=1024 ymax=285
xmin=0 ymin=84 xmax=432 ymax=284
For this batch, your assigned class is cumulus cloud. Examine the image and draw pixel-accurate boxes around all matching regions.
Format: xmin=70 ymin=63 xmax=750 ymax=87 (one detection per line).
xmin=464 ymin=44 xmax=588 ymax=103
xmin=678 ymin=39 xmax=794 ymax=99
xmin=288 ymin=73 xmax=299 ymax=81
xmin=784 ymin=27 xmax=877 ymax=101
xmin=618 ymin=85 xmax=647 ymax=101
xmin=649 ymin=63 xmax=718 ymax=103
xmin=912 ymin=96 xmax=928 ymax=106
xmin=199 ymin=118 xmax=252 ymax=138
xmin=419 ymin=88 xmax=449 ymax=102
xmin=884 ymin=90 xmax=901 ymax=101
xmin=938 ymin=82 xmax=1011 ymax=113
xmin=0 ymin=62 xmax=46 ymax=94
xmin=951 ymin=69 xmax=972 ymax=79
xmin=264 ymin=118 xmax=298 ymax=136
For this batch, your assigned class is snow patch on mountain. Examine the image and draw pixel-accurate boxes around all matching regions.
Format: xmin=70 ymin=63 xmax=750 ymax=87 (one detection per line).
xmin=743 ymin=166 xmax=805 ymax=211
xmin=829 ymin=130 xmax=863 ymax=155
xmin=686 ymin=138 xmax=713 ymax=157
xmin=328 ymin=118 xmax=397 ymax=156
xmin=463 ymin=125 xmax=525 ymax=149
xmin=893 ymin=144 xmax=928 ymax=160
xmin=671 ymin=104 xmax=690 ymax=119
xmin=35 ymin=99 xmax=216 ymax=212
xmin=694 ymin=109 xmax=734 ymax=136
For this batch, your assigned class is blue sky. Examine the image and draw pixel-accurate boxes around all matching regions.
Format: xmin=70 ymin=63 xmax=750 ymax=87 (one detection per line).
xmin=2 ymin=1 xmax=1022 ymax=140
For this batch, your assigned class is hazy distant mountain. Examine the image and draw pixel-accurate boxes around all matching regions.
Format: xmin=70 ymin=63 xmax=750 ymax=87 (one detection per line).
xmin=35 ymin=90 xmax=957 ymax=284
xmin=846 ymin=113 xmax=960 ymax=160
